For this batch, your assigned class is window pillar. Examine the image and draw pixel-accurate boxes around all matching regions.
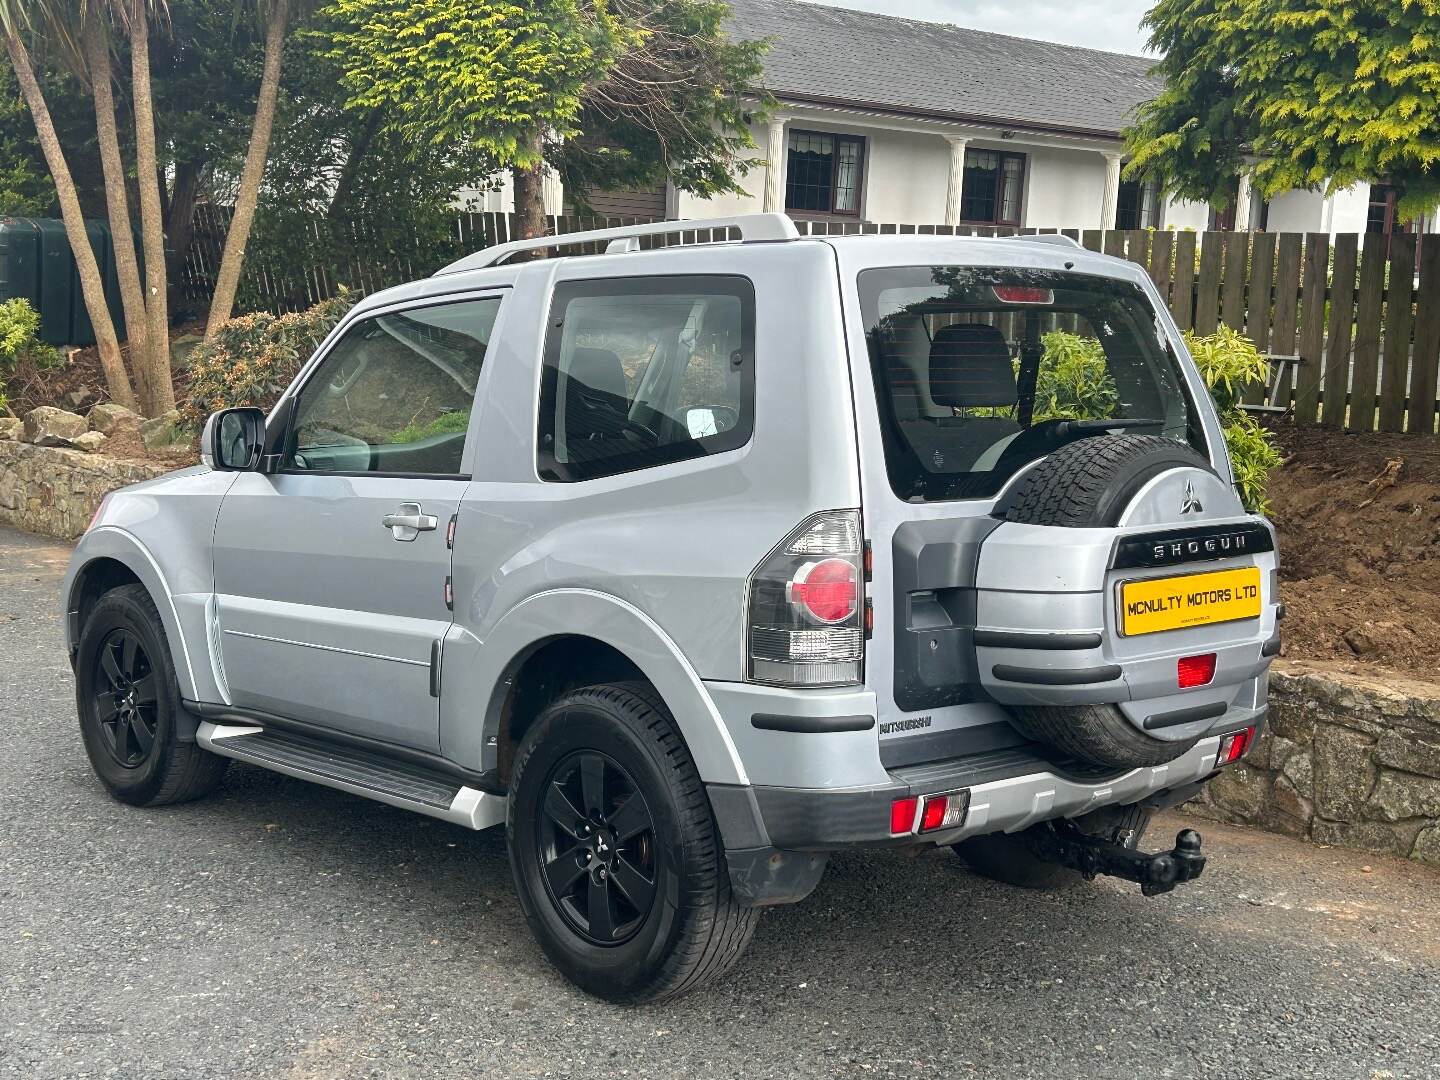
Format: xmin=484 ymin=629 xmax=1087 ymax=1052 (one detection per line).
xmin=943 ymin=135 xmax=970 ymax=226
xmin=764 ymin=118 xmax=788 ymax=213
xmin=1234 ymin=172 xmax=1254 ymax=232
xmin=1101 ymin=151 xmax=1124 ymax=229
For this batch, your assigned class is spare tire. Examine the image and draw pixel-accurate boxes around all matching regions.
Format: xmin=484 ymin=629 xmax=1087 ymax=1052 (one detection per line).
xmin=999 ymin=434 xmax=1219 ymax=770
xmin=1002 ymin=433 xmax=1212 ymax=528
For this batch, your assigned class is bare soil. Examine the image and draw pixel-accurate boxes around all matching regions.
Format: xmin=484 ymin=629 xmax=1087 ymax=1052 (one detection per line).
xmin=1267 ymin=421 xmax=1440 ymax=678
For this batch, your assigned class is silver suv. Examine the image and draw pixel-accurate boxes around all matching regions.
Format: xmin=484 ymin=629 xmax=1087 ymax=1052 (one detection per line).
xmin=63 ymin=215 xmax=1279 ymax=1002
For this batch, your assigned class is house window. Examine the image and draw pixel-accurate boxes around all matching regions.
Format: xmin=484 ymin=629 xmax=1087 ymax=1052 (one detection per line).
xmin=1368 ymin=184 xmax=1411 ymax=235
xmin=960 ymin=150 xmax=1025 ymax=226
xmin=1116 ymin=178 xmax=1160 ymax=230
xmin=785 ymin=130 xmax=864 ymax=216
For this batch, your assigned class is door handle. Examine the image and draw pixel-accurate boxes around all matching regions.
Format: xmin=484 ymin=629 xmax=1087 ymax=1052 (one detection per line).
xmin=382 ymin=502 xmax=438 ymax=541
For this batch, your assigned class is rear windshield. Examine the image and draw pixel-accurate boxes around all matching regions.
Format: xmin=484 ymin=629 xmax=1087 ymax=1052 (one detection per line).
xmin=858 ymin=266 xmax=1206 ymax=502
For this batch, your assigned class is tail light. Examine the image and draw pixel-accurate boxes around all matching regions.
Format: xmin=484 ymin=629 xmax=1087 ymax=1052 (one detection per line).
xmin=1217 ymin=727 xmax=1255 ymax=766
xmin=748 ymin=511 xmax=864 ymax=686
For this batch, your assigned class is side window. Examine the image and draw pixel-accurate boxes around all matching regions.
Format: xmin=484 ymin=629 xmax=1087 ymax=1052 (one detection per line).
xmin=538 ymin=275 xmax=754 ymax=482
xmin=287 ymin=296 xmax=501 ymax=476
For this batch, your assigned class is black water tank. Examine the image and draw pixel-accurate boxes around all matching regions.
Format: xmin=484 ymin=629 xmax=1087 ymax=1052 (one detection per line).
xmin=0 ymin=216 xmax=127 ymax=347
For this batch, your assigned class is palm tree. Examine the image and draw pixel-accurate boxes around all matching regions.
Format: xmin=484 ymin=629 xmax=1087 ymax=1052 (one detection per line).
xmin=78 ymin=0 xmax=154 ymax=411
xmin=1 ymin=1 xmax=137 ymax=410
xmin=205 ymin=0 xmax=290 ymax=337
xmin=126 ymin=0 xmax=172 ymax=411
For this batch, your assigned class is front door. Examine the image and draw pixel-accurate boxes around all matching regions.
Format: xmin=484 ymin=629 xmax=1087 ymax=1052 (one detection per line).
xmin=212 ymin=294 xmax=504 ymax=751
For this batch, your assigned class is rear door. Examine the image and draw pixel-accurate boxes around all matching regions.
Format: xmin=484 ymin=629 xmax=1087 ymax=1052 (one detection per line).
xmin=212 ymin=293 xmax=505 ymax=751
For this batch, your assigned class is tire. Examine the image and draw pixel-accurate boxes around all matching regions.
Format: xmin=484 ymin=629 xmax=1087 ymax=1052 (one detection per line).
xmin=75 ymin=584 xmax=229 ymax=806
xmin=1008 ymin=702 xmax=1203 ymax=770
xmin=956 ymin=804 xmax=1152 ymax=891
xmin=1000 ymin=434 xmax=1218 ymax=769
xmin=1003 ymin=433 xmax=1213 ymax=528
xmin=507 ymin=681 xmax=760 ymax=1004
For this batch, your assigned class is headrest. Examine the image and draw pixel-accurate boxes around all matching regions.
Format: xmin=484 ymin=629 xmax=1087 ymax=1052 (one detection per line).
xmin=566 ymin=347 xmax=627 ymax=402
xmin=928 ymin=324 xmax=1017 ymax=408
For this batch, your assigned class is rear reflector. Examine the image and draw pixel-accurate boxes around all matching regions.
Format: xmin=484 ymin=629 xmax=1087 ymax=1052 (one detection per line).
xmin=890 ymin=797 xmax=918 ymax=835
xmin=1217 ymin=726 xmax=1255 ymax=766
xmin=1178 ymin=653 xmax=1217 ymax=689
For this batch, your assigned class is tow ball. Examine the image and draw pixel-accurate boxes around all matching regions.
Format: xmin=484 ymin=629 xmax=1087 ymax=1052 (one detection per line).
xmin=1029 ymin=824 xmax=1207 ymax=896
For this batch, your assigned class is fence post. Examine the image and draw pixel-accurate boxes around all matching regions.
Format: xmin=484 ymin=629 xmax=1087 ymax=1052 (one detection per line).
xmin=1194 ymin=232 xmax=1223 ymax=334
xmin=1293 ymin=233 xmax=1330 ymax=424
xmin=1378 ymin=233 xmax=1417 ymax=432
xmin=1221 ymin=232 xmax=1248 ymax=331
xmin=1348 ymin=232 xmax=1389 ymax=432
xmin=1409 ymin=239 xmax=1440 ymax=435
xmin=1171 ymin=231 xmax=1197 ymax=331
xmin=1320 ymin=234 xmax=1359 ymax=428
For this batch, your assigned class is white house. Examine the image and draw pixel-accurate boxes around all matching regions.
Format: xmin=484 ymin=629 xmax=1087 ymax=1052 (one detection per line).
xmin=471 ymin=0 xmax=1417 ymax=237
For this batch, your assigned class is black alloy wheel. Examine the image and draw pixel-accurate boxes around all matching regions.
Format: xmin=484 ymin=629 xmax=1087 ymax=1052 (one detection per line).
xmin=537 ymin=750 xmax=657 ymax=945
xmin=91 ymin=628 xmax=160 ymax=768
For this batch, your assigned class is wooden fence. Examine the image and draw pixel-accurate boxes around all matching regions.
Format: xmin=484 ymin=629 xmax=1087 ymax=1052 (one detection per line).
xmin=178 ymin=208 xmax=1440 ymax=434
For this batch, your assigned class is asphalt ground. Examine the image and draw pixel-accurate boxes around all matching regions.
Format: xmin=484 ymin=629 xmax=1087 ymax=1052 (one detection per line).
xmin=2 ymin=525 xmax=1438 ymax=1080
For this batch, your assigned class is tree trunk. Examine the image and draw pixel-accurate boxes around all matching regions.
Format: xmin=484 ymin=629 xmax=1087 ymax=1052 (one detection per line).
xmin=511 ymin=128 xmax=549 ymax=242
xmin=165 ymin=159 xmax=203 ymax=281
xmin=205 ymin=0 xmax=289 ymax=337
xmin=4 ymin=29 xmax=136 ymax=410
xmin=326 ymin=109 xmax=383 ymax=223
xmin=80 ymin=6 xmax=152 ymax=414
xmin=129 ymin=0 xmax=173 ymax=414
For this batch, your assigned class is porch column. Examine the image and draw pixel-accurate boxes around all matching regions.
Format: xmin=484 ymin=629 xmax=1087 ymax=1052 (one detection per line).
xmin=1100 ymin=151 xmax=1124 ymax=229
xmin=763 ymin=118 xmax=787 ymax=213
xmin=1234 ymin=172 xmax=1254 ymax=232
xmin=943 ymin=135 xmax=970 ymax=226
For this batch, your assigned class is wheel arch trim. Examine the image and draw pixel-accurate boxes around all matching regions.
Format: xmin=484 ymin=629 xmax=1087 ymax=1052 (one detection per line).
xmin=65 ymin=527 xmax=200 ymax=700
xmin=443 ymin=588 xmax=749 ymax=786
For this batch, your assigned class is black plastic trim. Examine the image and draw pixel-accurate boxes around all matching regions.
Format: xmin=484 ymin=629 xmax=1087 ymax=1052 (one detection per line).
xmin=1261 ymin=633 xmax=1283 ymax=658
xmin=991 ymin=663 xmax=1123 ymax=685
xmin=183 ymin=699 xmax=505 ymax=794
xmin=878 ymin=720 xmax=1025 ymax=770
xmin=973 ymin=630 xmax=1103 ymax=651
xmin=751 ymin=712 xmax=875 ymax=733
xmin=1142 ymin=700 xmax=1227 ymax=731
xmin=1110 ymin=520 xmax=1274 ymax=571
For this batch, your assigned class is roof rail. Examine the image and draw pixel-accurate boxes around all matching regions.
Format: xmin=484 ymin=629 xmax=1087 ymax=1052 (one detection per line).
xmin=1008 ymin=233 xmax=1084 ymax=250
xmin=435 ymin=213 xmax=801 ymax=276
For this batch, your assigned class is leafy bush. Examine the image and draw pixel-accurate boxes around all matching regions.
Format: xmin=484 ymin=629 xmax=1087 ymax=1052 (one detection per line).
xmin=1184 ymin=326 xmax=1281 ymax=514
xmin=181 ymin=291 xmax=356 ymax=429
xmin=1034 ymin=325 xmax=1280 ymax=513
xmin=0 ymin=297 xmax=61 ymax=414
xmin=1033 ymin=331 xmax=1117 ymax=422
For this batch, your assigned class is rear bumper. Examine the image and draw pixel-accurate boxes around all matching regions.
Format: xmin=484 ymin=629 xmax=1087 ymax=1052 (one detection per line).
xmin=711 ymin=703 xmax=1264 ymax=904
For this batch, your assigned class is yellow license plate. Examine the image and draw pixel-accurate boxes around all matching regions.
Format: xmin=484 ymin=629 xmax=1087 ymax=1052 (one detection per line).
xmin=1120 ymin=567 xmax=1263 ymax=637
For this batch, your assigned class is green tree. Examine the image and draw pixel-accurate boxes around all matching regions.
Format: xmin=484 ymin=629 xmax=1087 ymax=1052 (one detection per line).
xmin=1125 ymin=0 xmax=1440 ymax=218
xmin=318 ymin=0 xmax=768 ymax=239
xmin=0 ymin=67 xmax=53 ymax=213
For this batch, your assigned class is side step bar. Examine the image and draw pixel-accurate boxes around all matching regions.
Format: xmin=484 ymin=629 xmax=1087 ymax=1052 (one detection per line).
xmin=197 ymin=722 xmax=505 ymax=831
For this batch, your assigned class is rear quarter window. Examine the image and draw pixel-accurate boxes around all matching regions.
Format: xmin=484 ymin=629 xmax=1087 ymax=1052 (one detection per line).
xmin=537 ymin=275 xmax=755 ymax=482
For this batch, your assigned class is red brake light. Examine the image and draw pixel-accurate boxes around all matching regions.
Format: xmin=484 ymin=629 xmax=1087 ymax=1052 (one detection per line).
xmin=890 ymin=797 xmax=918 ymax=835
xmin=918 ymin=791 xmax=971 ymax=833
xmin=1177 ymin=653 xmax=1217 ymax=689
xmin=992 ymin=285 xmax=1054 ymax=305
xmin=787 ymin=558 xmax=858 ymax=625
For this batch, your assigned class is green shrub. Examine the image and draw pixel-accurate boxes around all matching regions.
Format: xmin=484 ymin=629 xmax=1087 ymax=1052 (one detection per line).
xmin=1033 ymin=331 xmax=1117 ymax=422
xmin=1032 ymin=325 xmax=1279 ymax=513
xmin=1183 ymin=326 xmax=1281 ymax=513
xmin=0 ymin=297 xmax=61 ymax=414
xmin=182 ymin=291 xmax=356 ymax=429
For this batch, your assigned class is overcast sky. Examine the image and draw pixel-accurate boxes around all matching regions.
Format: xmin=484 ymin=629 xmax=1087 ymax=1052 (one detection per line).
xmin=810 ymin=0 xmax=1157 ymax=56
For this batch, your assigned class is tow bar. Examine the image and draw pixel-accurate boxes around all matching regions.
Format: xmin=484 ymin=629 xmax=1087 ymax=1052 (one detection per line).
xmin=1029 ymin=824 xmax=1207 ymax=896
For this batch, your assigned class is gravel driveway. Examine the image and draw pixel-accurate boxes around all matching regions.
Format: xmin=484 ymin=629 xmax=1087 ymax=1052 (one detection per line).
xmin=2 ymin=525 xmax=1438 ymax=1080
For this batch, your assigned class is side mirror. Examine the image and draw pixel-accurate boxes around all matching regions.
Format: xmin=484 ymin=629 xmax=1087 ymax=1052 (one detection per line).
xmin=201 ymin=407 xmax=266 ymax=471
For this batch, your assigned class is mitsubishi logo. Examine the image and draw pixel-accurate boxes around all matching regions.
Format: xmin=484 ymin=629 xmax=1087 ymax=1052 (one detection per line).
xmin=1181 ymin=480 xmax=1204 ymax=515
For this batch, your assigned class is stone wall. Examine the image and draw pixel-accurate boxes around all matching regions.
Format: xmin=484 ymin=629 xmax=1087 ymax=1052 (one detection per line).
xmin=0 ymin=441 xmax=167 ymax=540
xmin=1186 ymin=661 xmax=1440 ymax=864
